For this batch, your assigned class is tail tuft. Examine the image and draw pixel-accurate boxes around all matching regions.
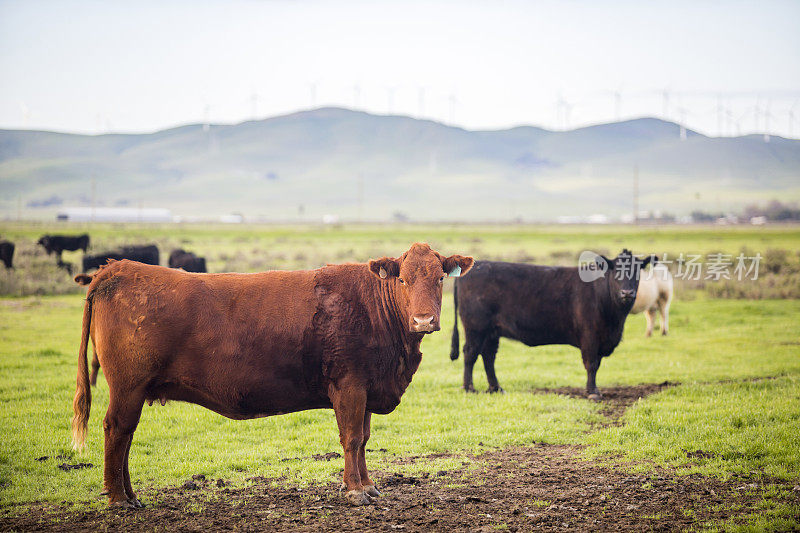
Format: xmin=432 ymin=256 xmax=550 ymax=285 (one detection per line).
xmin=71 ymin=294 xmax=93 ymax=450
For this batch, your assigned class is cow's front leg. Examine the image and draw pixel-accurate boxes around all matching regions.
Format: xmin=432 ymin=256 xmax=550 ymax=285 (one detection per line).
xmin=581 ymin=343 xmax=602 ymax=401
xmin=330 ymin=381 xmax=373 ymax=506
xmin=358 ymin=412 xmax=380 ymax=498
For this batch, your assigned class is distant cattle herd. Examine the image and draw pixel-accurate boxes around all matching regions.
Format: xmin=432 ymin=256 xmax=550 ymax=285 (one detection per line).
xmin=0 ymin=233 xmax=206 ymax=274
xmin=0 ymin=231 xmax=673 ymax=508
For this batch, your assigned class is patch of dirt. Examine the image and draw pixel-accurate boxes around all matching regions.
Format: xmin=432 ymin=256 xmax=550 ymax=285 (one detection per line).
xmin=2 ymin=383 xmax=796 ymax=532
xmin=3 ymin=445 xmax=797 ymax=532
xmin=531 ymin=381 xmax=676 ymax=424
xmin=56 ymin=463 xmax=94 ymax=472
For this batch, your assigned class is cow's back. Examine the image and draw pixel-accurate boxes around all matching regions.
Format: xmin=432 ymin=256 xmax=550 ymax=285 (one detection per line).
xmin=457 ymin=261 xmax=583 ymax=347
xmin=88 ymin=261 xmax=325 ymax=418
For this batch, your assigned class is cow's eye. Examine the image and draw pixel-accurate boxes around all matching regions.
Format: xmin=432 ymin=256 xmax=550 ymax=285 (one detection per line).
xmin=439 ymin=276 xmax=444 ymax=283
xmin=398 ymin=278 xmax=405 ymax=285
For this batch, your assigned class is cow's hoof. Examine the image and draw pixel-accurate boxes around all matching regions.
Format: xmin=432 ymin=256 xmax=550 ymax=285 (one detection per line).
xmin=108 ymin=499 xmax=138 ymax=510
xmin=487 ymin=387 xmax=505 ymax=394
xmin=662 ymin=331 xmax=668 ymax=336
xmin=346 ymin=489 xmax=374 ymax=506
xmin=364 ymin=484 xmax=381 ymax=498
xmin=588 ymin=392 xmax=603 ymax=401
xmin=464 ymin=386 xmax=477 ymax=394
xmin=129 ymin=498 xmax=144 ymax=508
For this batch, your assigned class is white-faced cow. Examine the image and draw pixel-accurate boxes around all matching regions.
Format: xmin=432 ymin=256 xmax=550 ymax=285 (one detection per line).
xmin=630 ymin=261 xmax=673 ymax=337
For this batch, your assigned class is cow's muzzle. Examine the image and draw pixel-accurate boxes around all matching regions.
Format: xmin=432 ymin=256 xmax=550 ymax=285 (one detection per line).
xmin=619 ymin=289 xmax=635 ymax=303
xmin=411 ymin=315 xmax=440 ymax=333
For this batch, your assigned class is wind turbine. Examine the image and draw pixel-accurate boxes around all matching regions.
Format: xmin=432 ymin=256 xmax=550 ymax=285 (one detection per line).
xmin=675 ymin=106 xmax=689 ymax=140
xmin=753 ymin=96 xmax=761 ymax=133
xmin=386 ymin=86 xmax=396 ymax=115
xmin=20 ymin=102 xmax=31 ymax=126
xmin=789 ymin=100 xmax=798 ymax=139
xmin=725 ymin=106 xmax=735 ymax=137
xmin=661 ymin=88 xmax=671 ymax=119
xmin=249 ymin=90 xmax=262 ymax=120
xmin=556 ymin=92 xmax=573 ymax=130
xmin=448 ymin=92 xmax=458 ymax=124
xmin=308 ymin=81 xmax=319 ymax=108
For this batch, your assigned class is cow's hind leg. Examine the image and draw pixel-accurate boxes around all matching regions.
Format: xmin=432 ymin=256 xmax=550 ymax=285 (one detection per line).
xmin=358 ymin=412 xmax=379 ymax=498
xmin=103 ymin=391 xmax=144 ymax=508
xmin=644 ymin=308 xmax=655 ymax=337
xmin=461 ymin=329 xmax=483 ymax=393
xmin=659 ymin=298 xmax=670 ymax=336
xmin=89 ymin=347 xmax=100 ymax=386
xmin=480 ymin=335 xmax=503 ymax=393
xmin=581 ymin=342 xmax=603 ymax=400
xmin=330 ymin=381 xmax=372 ymax=506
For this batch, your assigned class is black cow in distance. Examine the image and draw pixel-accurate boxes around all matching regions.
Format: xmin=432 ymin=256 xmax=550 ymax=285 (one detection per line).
xmin=82 ymin=245 xmax=160 ymax=272
xmin=451 ymin=250 xmax=652 ymax=399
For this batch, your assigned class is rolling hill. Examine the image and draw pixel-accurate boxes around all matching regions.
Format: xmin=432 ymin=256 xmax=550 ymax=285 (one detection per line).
xmin=1 ymin=107 xmax=799 ymax=221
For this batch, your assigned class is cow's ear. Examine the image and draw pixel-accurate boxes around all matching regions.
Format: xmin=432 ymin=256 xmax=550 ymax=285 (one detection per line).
xmin=442 ymin=255 xmax=474 ymax=277
xmin=641 ymin=255 xmax=653 ymax=268
xmin=74 ymin=274 xmax=92 ymax=286
xmin=600 ymin=255 xmax=614 ymax=268
xmin=368 ymin=257 xmax=401 ymax=279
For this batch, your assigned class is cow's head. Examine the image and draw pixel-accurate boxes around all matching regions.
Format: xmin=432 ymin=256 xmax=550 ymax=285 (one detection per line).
xmin=598 ymin=249 xmax=652 ymax=307
xmin=37 ymin=236 xmax=52 ymax=254
xmin=369 ymin=242 xmax=473 ymax=333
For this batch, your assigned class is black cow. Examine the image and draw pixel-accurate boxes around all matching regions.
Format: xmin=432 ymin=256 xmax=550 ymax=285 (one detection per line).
xmin=37 ymin=234 xmax=90 ymax=258
xmin=450 ymin=250 xmax=651 ymax=399
xmin=168 ymin=249 xmax=207 ymax=273
xmin=0 ymin=241 xmax=14 ymax=269
xmin=82 ymin=245 xmax=160 ymax=272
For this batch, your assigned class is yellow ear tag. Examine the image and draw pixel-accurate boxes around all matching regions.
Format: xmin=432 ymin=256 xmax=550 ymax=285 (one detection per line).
xmin=379 ymin=267 xmax=387 ymax=279
xmin=449 ymin=265 xmax=462 ymax=277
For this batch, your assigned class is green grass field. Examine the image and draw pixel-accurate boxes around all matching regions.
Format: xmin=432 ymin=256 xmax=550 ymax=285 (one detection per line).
xmin=1 ymin=223 xmax=799 ymax=530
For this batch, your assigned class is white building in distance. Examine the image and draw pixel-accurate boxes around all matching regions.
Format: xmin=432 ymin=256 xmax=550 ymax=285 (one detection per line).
xmin=56 ymin=207 xmax=174 ymax=223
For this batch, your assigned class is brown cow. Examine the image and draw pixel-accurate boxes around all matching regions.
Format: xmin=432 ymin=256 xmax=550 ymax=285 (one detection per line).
xmin=71 ymin=243 xmax=473 ymax=508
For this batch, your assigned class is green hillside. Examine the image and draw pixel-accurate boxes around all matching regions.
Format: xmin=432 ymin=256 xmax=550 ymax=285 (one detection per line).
xmin=1 ymin=107 xmax=799 ymax=221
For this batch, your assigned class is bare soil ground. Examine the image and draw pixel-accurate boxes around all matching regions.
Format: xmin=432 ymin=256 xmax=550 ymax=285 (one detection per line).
xmin=3 ymin=384 xmax=798 ymax=532
xmin=531 ymin=381 xmax=677 ymax=425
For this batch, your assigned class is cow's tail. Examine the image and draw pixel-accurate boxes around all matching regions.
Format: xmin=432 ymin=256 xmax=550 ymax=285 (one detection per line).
xmin=450 ymin=281 xmax=460 ymax=361
xmin=72 ymin=274 xmax=94 ymax=451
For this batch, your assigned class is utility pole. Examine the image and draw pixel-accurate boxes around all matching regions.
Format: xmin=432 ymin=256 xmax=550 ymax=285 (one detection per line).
xmin=91 ymin=176 xmax=96 ymax=223
xmin=357 ymin=173 xmax=364 ymax=223
xmin=633 ymin=164 xmax=639 ymax=225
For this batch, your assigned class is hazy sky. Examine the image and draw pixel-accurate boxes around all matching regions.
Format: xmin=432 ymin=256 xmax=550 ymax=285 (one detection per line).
xmin=1 ymin=0 xmax=799 ymax=137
